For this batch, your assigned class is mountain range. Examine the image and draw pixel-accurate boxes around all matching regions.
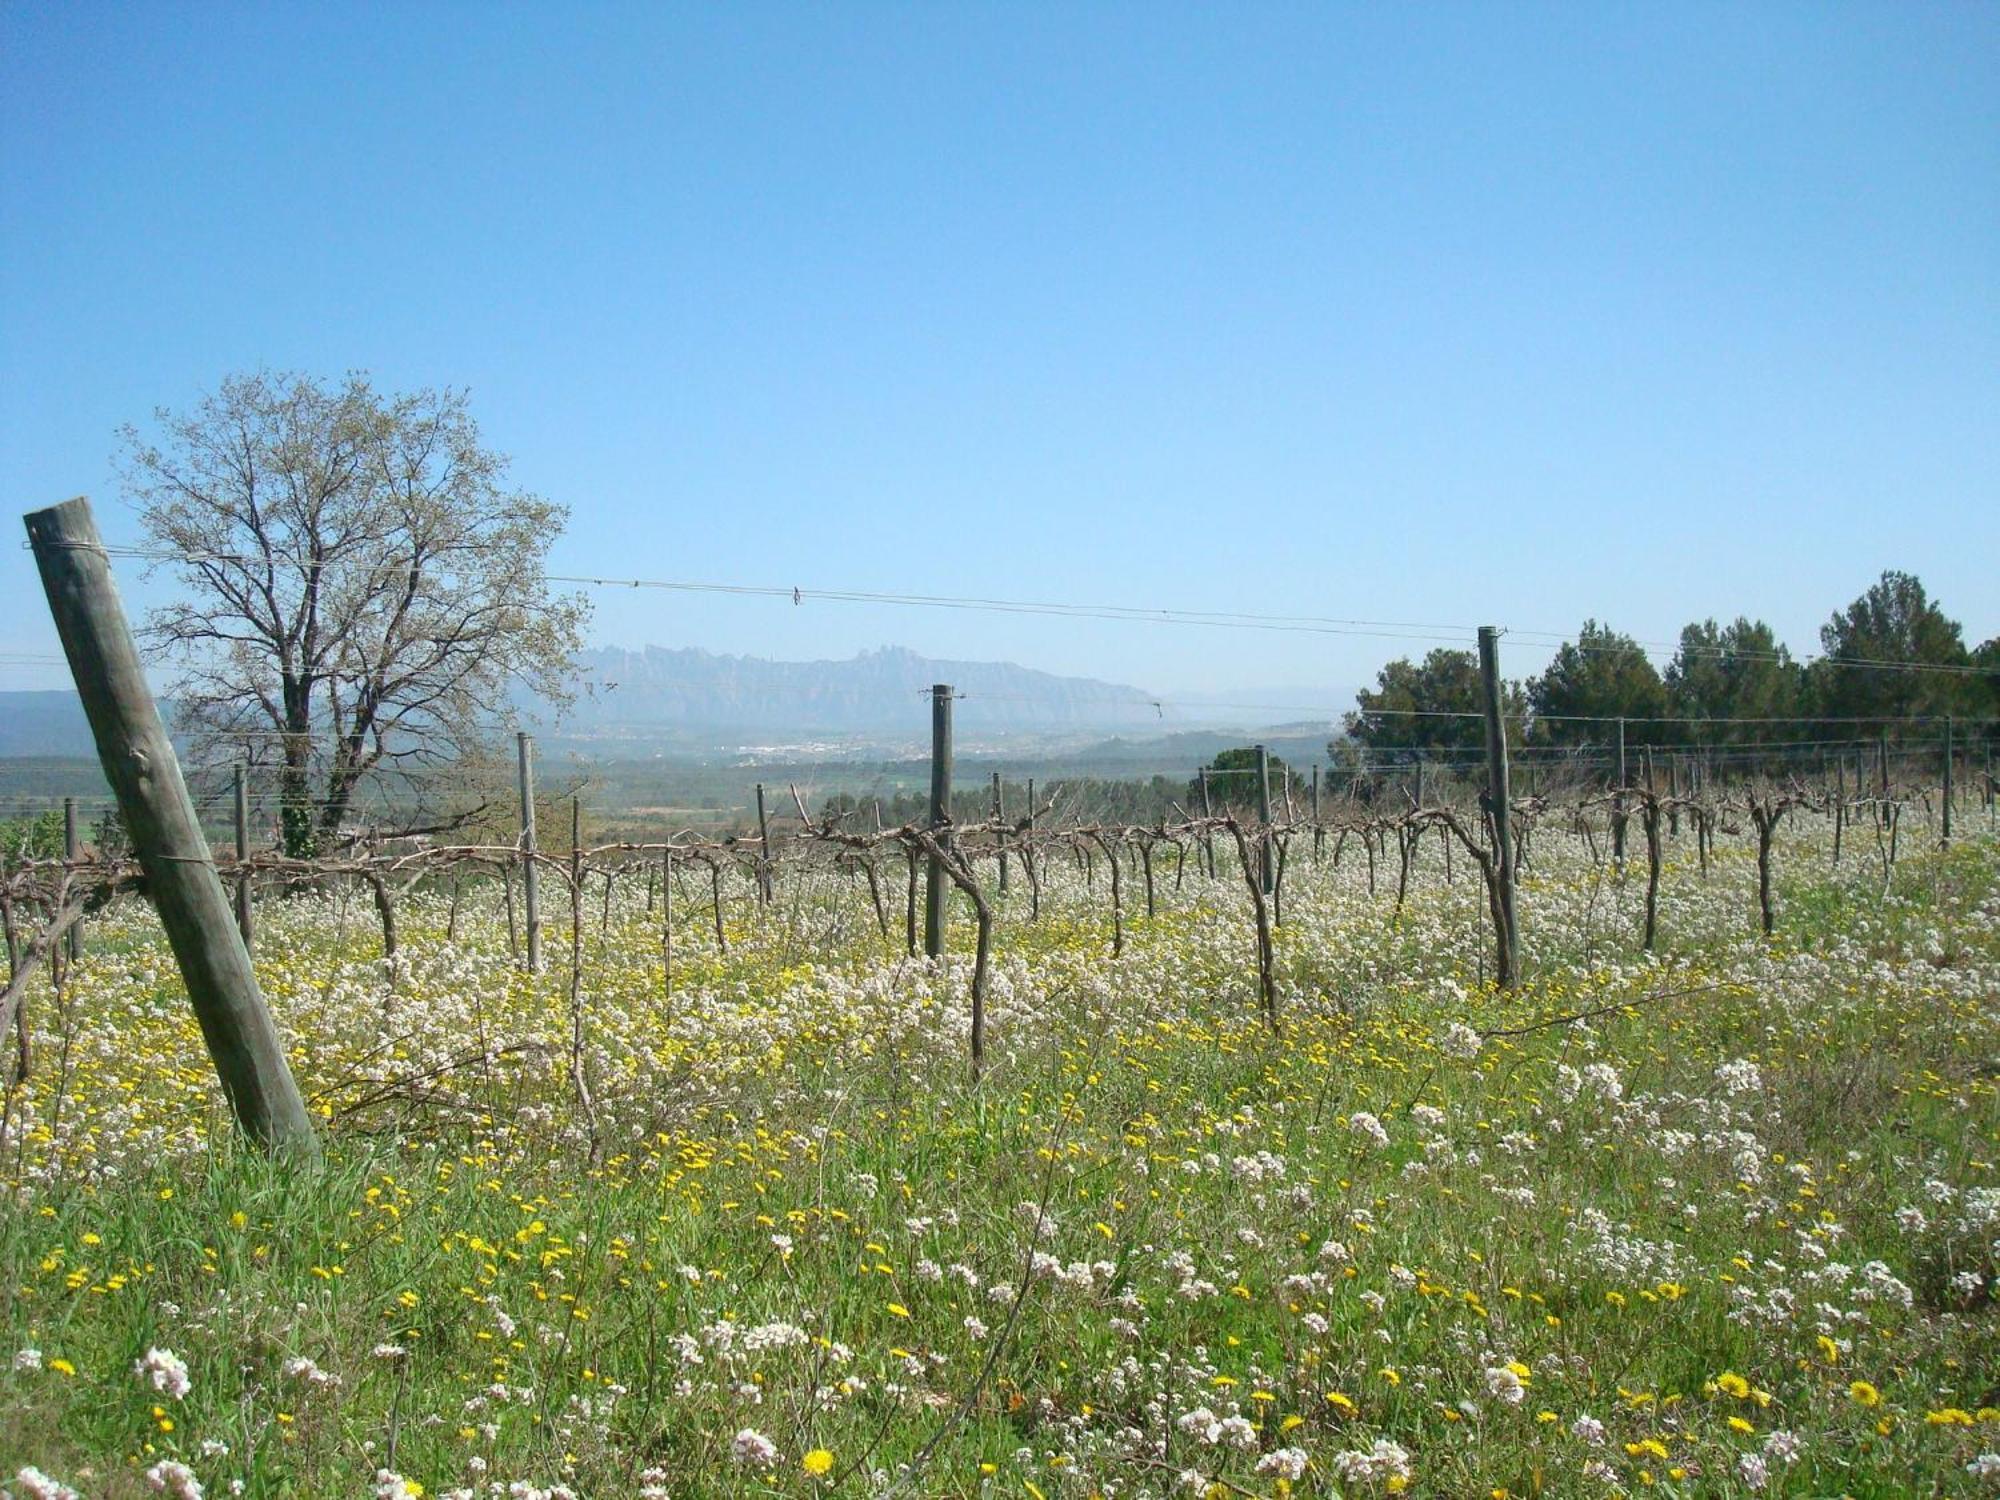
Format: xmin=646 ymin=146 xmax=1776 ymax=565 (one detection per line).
xmin=546 ymin=645 xmax=1172 ymax=740
xmin=0 ymin=647 xmax=1197 ymax=758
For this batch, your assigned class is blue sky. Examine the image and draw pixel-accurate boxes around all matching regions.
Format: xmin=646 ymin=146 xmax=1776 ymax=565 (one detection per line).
xmin=2 ymin=2 xmax=1994 ymax=707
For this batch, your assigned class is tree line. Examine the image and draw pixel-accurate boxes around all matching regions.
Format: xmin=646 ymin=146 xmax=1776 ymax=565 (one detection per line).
xmin=1345 ymin=571 xmax=1997 ymax=758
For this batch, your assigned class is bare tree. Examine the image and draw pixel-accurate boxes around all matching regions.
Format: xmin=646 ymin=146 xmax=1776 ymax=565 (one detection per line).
xmin=119 ymin=371 xmax=588 ymax=855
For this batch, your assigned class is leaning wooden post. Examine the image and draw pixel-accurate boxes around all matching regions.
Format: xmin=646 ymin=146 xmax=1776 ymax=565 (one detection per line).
xmin=1941 ymin=716 xmax=1953 ymax=849
xmin=518 ymin=730 xmax=542 ymax=973
xmin=63 ymin=795 xmax=82 ymax=961
xmin=992 ymin=771 xmax=1009 ymax=895
xmin=924 ymin=684 xmax=953 ymax=959
xmin=233 ymin=763 xmax=254 ymax=950
xmin=25 ymin=496 xmax=314 ymax=1149
xmin=1255 ymin=744 xmax=1274 ymax=895
xmin=1478 ymin=626 xmax=1518 ymax=988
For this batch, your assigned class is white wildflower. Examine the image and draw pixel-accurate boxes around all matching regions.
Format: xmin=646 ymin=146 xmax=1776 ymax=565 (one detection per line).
xmin=731 ymin=1429 xmax=779 ymax=1467
xmin=135 ymin=1347 xmax=191 ymax=1400
xmin=144 ymin=1462 xmax=203 ymax=1500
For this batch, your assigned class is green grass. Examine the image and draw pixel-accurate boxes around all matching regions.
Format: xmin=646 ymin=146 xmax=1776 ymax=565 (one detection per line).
xmin=2 ymin=824 xmax=1997 ymax=1498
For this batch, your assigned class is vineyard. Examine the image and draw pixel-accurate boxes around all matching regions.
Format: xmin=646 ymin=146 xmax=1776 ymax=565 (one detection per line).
xmin=2 ymin=758 xmax=1997 ymax=1497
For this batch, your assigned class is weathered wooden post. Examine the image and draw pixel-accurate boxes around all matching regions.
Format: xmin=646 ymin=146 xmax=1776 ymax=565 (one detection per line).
xmin=1199 ymin=767 xmax=1216 ymax=877
xmin=992 ymin=771 xmax=1009 ymax=895
xmin=571 ymin=795 xmax=584 ymax=944
xmin=1942 ymin=716 xmax=1953 ymax=849
xmin=1310 ymin=763 xmax=1323 ymax=860
xmin=518 ymin=730 xmax=542 ymax=973
xmin=754 ymin=783 xmax=773 ymax=905
xmin=1877 ymin=727 xmax=1890 ymax=828
xmin=63 ymin=795 xmax=82 ymax=961
xmin=661 ymin=844 xmax=674 ymax=997
xmin=1833 ymin=754 xmax=1845 ymax=865
xmin=924 ymin=684 xmax=953 ymax=958
xmin=1025 ymin=775 xmax=1040 ymax=919
xmin=1255 ymin=744 xmax=1274 ymax=895
xmin=1479 ymin=626 xmax=1518 ymax=988
xmin=233 ymin=763 xmax=254 ymax=950
xmin=1612 ymin=718 xmax=1628 ymax=871
xmin=25 ymin=496 xmax=314 ymax=1149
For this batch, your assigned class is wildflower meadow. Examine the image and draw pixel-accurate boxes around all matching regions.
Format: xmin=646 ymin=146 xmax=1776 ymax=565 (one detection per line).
xmin=3 ymin=818 xmax=1997 ymax=1498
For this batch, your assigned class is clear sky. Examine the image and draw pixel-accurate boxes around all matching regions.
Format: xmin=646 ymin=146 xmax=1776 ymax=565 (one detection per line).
xmin=2 ymin=2 xmax=1994 ymax=708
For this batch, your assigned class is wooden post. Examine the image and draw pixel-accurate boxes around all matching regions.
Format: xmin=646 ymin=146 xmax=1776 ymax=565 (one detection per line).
xmin=63 ymin=795 xmax=82 ymax=961
xmin=992 ymin=771 xmax=1009 ymax=895
xmin=571 ymin=796 xmax=584 ymax=940
xmin=1942 ymin=716 xmax=1953 ymax=848
xmin=1026 ymin=776 xmax=1039 ymax=919
xmin=1612 ymin=718 xmax=1627 ymax=870
xmin=754 ymin=782 xmax=772 ymax=904
xmin=924 ymin=684 xmax=952 ymax=958
xmin=1833 ymin=754 xmax=1845 ymax=865
xmin=518 ymin=730 xmax=541 ymax=973
xmin=233 ymin=763 xmax=254 ymax=950
xmin=1256 ymin=744 xmax=1274 ymax=895
xmin=1199 ymin=767 xmax=1216 ymax=877
xmin=25 ymin=496 xmax=313 ymax=1149
xmin=1478 ymin=626 xmax=1518 ymax=988
xmin=1413 ymin=756 xmax=1425 ymax=809
xmin=1311 ymin=763 xmax=1323 ymax=860
xmin=662 ymin=845 xmax=673 ymax=998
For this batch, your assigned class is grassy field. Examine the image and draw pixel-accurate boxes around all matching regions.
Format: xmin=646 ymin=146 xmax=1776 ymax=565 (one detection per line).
xmin=2 ymin=818 xmax=1997 ymax=1497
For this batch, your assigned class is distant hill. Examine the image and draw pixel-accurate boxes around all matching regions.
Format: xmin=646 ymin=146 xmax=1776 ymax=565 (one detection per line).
xmin=531 ymin=645 xmax=1172 ymax=740
xmin=1 ymin=648 xmax=1171 ymax=758
xmin=3 ymin=648 xmax=1350 ymax=763
xmin=0 ymin=691 xmax=97 ymax=757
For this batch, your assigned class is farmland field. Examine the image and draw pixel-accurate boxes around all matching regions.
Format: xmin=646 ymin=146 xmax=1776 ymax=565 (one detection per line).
xmin=2 ymin=819 xmax=1998 ymax=1497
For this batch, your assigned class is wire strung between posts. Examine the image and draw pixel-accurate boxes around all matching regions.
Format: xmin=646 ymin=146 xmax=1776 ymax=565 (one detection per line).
xmin=22 ymin=538 xmax=1994 ymax=678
